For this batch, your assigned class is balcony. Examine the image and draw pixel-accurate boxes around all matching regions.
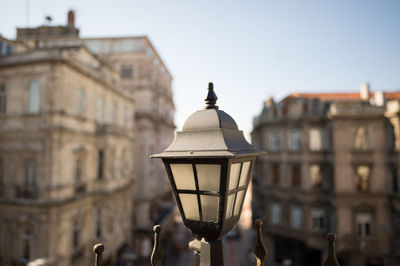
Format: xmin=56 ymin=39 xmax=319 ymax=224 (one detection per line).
xmin=75 ymin=183 xmax=87 ymax=194
xmin=15 ymin=185 xmax=38 ymax=199
xmin=96 ymin=124 xmax=131 ymax=137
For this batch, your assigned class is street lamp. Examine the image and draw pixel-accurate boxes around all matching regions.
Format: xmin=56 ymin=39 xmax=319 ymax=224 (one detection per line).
xmin=151 ymin=82 xmax=264 ymax=265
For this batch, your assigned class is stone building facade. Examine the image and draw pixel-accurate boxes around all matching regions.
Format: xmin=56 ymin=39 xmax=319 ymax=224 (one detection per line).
xmin=79 ymin=36 xmax=176 ymax=256
xmin=80 ymin=37 xmax=175 ymax=234
xmin=0 ymin=10 xmax=175 ymax=265
xmin=251 ymin=84 xmax=400 ymax=266
xmin=0 ymin=44 xmax=135 ymax=265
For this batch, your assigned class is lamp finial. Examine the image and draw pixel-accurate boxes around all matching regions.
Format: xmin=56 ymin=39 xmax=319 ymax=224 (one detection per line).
xmin=205 ymin=82 xmax=218 ymax=109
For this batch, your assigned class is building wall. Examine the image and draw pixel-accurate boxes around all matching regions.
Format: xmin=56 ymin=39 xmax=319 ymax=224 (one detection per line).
xmin=83 ymin=37 xmax=176 ymax=232
xmin=0 ymin=47 xmax=135 ymax=265
xmin=252 ymin=94 xmax=400 ymax=266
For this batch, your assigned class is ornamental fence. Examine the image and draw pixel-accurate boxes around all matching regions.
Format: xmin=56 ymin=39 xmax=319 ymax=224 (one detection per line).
xmin=92 ymin=219 xmax=339 ymax=266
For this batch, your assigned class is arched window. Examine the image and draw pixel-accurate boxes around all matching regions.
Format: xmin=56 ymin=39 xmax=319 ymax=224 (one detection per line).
xmin=28 ymin=80 xmax=40 ymax=113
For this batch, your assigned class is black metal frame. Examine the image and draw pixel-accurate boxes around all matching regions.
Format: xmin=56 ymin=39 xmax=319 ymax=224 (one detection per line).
xmin=162 ymin=156 xmax=255 ymax=241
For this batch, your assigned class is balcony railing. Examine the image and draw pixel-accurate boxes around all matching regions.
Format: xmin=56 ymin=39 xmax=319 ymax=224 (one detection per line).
xmin=74 ymin=183 xmax=87 ymax=194
xmin=15 ymin=185 xmax=38 ymax=199
xmin=91 ymin=220 xmax=340 ymax=266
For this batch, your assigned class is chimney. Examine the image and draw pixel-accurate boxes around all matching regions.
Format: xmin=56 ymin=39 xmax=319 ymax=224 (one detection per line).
xmin=360 ymin=82 xmax=370 ymax=100
xmin=374 ymin=91 xmax=385 ymax=106
xmin=67 ymin=10 xmax=75 ymax=27
xmin=264 ymin=97 xmax=275 ymax=108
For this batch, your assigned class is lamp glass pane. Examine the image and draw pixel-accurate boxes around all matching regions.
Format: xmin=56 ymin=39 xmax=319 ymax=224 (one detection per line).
xmin=233 ymin=190 xmax=245 ymax=216
xmin=228 ymin=163 xmax=241 ymax=190
xmin=238 ymin=161 xmax=251 ymax=187
xmin=196 ymin=164 xmax=220 ymax=192
xmin=225 ymin=194 xmax=235 ymax=220
xmin=179 ymin=194 xmax=200 ymax=220
xmin=200 ymin=195 xmax=219 ymax=222
xmin=170 ymin=164 xmax=196 ymax=190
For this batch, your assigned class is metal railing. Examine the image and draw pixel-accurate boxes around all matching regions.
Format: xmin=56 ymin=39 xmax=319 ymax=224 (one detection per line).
xmin=92 ymin=219 xmax=340 ymax=266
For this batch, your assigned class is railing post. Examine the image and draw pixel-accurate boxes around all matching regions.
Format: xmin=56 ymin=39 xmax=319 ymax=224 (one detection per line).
xmin=189 ymin=238 xmax=201 ymax=266
xmin=93 ymin=243 xmax=104 ymax=266
xmin=254 ymin=219 xmax=268 ymax=266
xmin=323 ymin=233 xmax=340 ymax=266
xmin=151 ymin=225 xmax=164 ymax=266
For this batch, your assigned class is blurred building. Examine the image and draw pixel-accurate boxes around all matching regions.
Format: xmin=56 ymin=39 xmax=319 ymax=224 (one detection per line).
xmin=251 ymin=84 xmax=400 ymax=266
xmin=0 ymin=10 xmax=175 ymax=265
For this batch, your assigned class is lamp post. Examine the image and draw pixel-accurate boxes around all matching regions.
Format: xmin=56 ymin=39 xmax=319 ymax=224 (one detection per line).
xmin=151 ymin=82 xmax=264 ymax=266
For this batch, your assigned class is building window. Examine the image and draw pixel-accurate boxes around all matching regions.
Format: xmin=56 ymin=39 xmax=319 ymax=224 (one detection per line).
xmin=97 ymin=98 xmax=103 ymax=123
xmin=121 ymin=65 xmax=133 ymax=79
xmin=24 ymin=159 xmax=36 ymax=186
xmin=271 ymin=202 xmax=282 ymax=224
xmin=355 ymin=165 xmax=370 ymax=192
xmin=391 ymin=166 xmax=398 ymax=193
xmin=124 ymin=105 xmax=131 ymax=127
xmin=6 ymin=44 xmax=12 ymax=55
xmin=395 ymin=215 xmax=400 ymax=240
xmin=270 ymin=164 xmax=280 ymax=185
xmin=310 ymin=164 xmax=323 ymax=189
xmin=110 ymin=149 xmax=116 ymax=178
xmin=109 ymin=103 xmax=115 ymax=124
xmin=95 ymin=208 xmax=102 ymax=239
xmin=73 ymin=220 xmax=80 ymax=252
xmin=312 ymin=209 xmax=325 ymax=231
xmin=309 ymin=128 xmax=322 ymax=151
xmin=77 ymin=89 xmax=84 ymax=116
xmin=354 ymin=126 xmax=368 ymax=150
xmin=75 ymin=158 xmax=82 ymax=184
xmin=28 ymin=80 xmax=40 ymax=114
xmin=0 ymin=84 xmax=6 ymax=114
xmin=291 ymin=206 xmax=303 ymax=229
xmin=270 ymin=132 xmax=280 ymax=151
xmin=291 ymin=165 xmax=301 ymax=187
xmin=356 ymin=213 xmax=372 ymax=237
xmin=120 ymin=148 xmax=129 ymax=178
xmin=0 ymin=157 xmax=3 ymax=185
xmin=311 ymin=99 xmax=319 ymax=115
xmin=97 ymin=150 xmax=104 ymax=180
xmin=290 ymin=130 xmax=301 ymax=150
xmin=21 ymin=227 xmax=34 ymax=261
xmin=108 ymin=209 xmax=114 ymax=235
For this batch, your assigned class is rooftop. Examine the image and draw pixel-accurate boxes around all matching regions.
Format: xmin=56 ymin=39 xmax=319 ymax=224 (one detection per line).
xmin=285 ymin=91 xmax=400 ymax=101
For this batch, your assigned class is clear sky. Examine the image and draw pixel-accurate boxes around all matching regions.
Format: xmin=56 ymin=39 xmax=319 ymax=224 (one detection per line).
xmin=1 ymin=0 xmax=399 ymax=140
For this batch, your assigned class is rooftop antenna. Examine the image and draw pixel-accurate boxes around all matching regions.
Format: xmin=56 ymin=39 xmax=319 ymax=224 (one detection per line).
xmin=26 ymin=0 xmax=30 ymax=26
xmin=45 ymin=15 xmax=52 ymax=25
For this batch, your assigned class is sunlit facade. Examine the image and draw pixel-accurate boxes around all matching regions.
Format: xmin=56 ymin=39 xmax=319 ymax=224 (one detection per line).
xmin=0 ymin=42 xmax=134 ymax=265
xmin=0 ymin=10 xmax=175 ymax=265
xmin=252 ymin=84 xmax=400 ymax=266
